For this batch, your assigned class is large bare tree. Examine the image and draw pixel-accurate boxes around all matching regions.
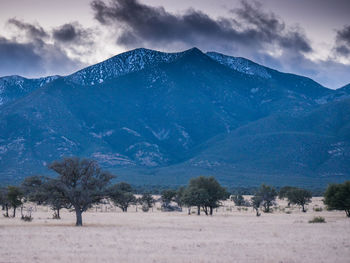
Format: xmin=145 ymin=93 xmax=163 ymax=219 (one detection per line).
xmin=48 ymin=157 xmax=114 ymax=226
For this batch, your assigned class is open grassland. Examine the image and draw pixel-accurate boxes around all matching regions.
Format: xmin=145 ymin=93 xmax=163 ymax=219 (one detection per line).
xmin=0 ymin=197 xmax=349 ymax=263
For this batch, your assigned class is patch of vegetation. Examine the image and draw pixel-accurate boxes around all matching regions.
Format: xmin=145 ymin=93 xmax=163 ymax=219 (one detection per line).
xmin=21 ymin=215 xmax=33 ymax=222
xmin=309 ymin=216 xmax=326 ymax=223
xmin=324 ymin=181 xmax=350 ymax=217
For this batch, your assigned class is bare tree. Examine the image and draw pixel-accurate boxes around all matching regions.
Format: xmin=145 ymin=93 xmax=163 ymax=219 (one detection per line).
xmin=48 ymin=157 xmax=114 ymax=226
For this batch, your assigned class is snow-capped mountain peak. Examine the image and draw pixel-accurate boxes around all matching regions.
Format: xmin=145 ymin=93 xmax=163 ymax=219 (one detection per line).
xmin=67 ymin=48 xmax=187 ymax=86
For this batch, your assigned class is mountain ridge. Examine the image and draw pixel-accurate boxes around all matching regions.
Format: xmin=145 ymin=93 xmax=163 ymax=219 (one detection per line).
xmin=0 ymin=47 xmax=349 ymax=186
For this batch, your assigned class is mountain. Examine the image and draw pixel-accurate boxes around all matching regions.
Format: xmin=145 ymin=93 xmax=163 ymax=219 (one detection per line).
xmin=0 ymin=75 xmax=59 ymax=107
xmin=0 ymin=47 xmax=349 ymax=187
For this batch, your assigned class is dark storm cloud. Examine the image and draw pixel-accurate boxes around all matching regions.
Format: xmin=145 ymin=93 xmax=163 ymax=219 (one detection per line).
xmin=233 ymin=1 xmax=312 ymax=53
xmin=0 ymin=37 xmax=42 ymax=76
xmin=90 ymin=0 xmax=312 ymax=54
xmin=0 ymin=19 xmax=90 ymax=77
xmin=335 ymin=25 xmax=350 ymax=57
xmin=52 ymin=22 xmax=92 ymax=43
xmin=0 ymin=34 xmax=84 ymax=77
xmin=7 ymin=18 xmax=49 ymax=40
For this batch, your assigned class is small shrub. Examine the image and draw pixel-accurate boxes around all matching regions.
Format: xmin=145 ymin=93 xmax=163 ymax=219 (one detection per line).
xmin=309 ymin=216 xmax=326 ymax=223
xmin=285 ymin=211 xmax=292 ymax=214
xmin=313 ymin=207 xmax=323 ymax=212
xmin=21 ymin=215 xmax=33 ymax=222
xmin=142 ymin=203 xmax=149 ymax=212
xmin=52 ymin=212 xmax=60 ymax=219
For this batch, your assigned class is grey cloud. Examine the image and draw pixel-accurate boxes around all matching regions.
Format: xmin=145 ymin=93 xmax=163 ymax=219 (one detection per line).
xmin=335 ymin=25 xmax=350 ymax=57
xmin=0 ymin=37 xmax=42 ymax=76
xmin=0 ymin=19 xmax=94 ymax=77
xmin=0 ymin=35 xmax=84 ymax=77
xmin=90 ymin=0 xmax=350 ymax=88
xmin=336 ymin=25 xmax=350 ymax=45
xmin=7 ymin=18 xmax=49 ymax=40
xmin=90 ymin=0 xmax=312 ymax=54
xmin=52 ymin=22 xmax=92 ymax=44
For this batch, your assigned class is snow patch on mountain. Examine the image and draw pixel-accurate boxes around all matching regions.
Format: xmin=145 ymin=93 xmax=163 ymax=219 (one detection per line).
xmin=206 ymin=52 xmax=271 ymax=79
xmin=121 ymin=127 xmax=141 ymax=137
xmin=68 ymin=48 xmax=186 ymax=85
xmin=0 ymin=75 xmax=59 ymax=106
xmin=90 ymin=130 xmax=114 ymax=139
xmin=126 ymin=142 xmax=166 ymax=166
xmin=92 ymin=152 xmax=135 ymax=166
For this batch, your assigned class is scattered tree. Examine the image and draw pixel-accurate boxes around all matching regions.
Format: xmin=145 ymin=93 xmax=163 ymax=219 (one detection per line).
xmin=182 ymin=186 xmax=208 ymax=215
xmin=286 ymin=188 xmax=312 ymax=212
xmin=174 ymin=186 xmax=185 ymax=208
xmin=21 ymin=175 xmax=70 ymax=219
xmin=7 ymin=186 xmax=23 ymax=217
xmin=255 ymin=184 xmax=277 ymax=213
xmin=324 ymin=181 xmax=350 ymax=217
xmin=108 ymin=182 xmax=136 ymax=212
xmin=181 ymin=176 xmax=228 ymax=216
xmin=48 ymin=157 xmax=114 ymax=226
xmin=161 ymin=189 xmax=177 ymax=210
xmin=138 ymin=193 xmax=155 ymax=212
xmin=278 ymin=186 xmax=298 ymax=206
xmin=231 ymin=194 xmax=245 ymax=206
xmin=0 ymin=187 xmax=9 ymax=217
xmin=251 ymin=195 xmax=263 ymax=216
xmin=278 ymin=186 xmax=297 ymax=199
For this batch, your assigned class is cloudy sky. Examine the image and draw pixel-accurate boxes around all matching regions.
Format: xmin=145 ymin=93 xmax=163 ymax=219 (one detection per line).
xmin=0 ymin=0 xmax=349 ymax=89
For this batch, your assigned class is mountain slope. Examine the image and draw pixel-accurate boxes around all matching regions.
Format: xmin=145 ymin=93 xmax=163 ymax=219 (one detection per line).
xmin=67 ymin=48 xmax=188 ymax=85
xmin=0 ymin=47 xmax=349 ymax=186
xmin=176 ymin=98 xmax=350 ymax=186
xmin=0 ymin=75 xmax=59 ymax=107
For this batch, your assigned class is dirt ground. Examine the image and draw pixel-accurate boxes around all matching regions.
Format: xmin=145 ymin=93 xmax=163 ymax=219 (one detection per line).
xmin=0 ymin=197 xmax=349 ymax=263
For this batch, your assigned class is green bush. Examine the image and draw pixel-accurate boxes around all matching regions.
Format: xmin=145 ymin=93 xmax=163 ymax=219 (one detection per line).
xmin=141 ymin=203 xmax=149 ymax=212
xmin=309 ymin=216 xmax=326 ymax=223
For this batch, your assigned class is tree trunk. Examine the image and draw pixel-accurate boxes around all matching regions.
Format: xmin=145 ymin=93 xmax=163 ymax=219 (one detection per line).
xmin=188 ymin=207 xmax=191 ymax=215
xmin=255 ymin=208 xmax=260 ymax=217
xmin=57 ymin=208 xmax=60 ymax=219
xmin=302 ymin=204 xmax=306 ymax=212
xmin=20 ymin=205 xmax=24 ymax=217
xmin=75 ymin=210 xmax=83 ymax=226
xmin=264 ymin=203 xmax=270 ymax=213
xmin=209 ymin=207 xmax=213 ymax=215
xmin=124 ymin=207 xmax=127 ymax=212
xmin=5 ymin=205 xmax=8 ymax=217
xmin=13 ymin=207 xmax=16 ymax=218
xmin=197 ymin=206 xmax=200 ymax=215
xmin=203 ymin=206 xmax=208 ymax=216
xmin=346 ymin=209 xmax=350 ymax=217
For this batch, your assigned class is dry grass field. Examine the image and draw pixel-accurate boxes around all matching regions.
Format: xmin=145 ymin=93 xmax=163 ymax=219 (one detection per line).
xmin=0 ymin=197 xmax=349 ymax=263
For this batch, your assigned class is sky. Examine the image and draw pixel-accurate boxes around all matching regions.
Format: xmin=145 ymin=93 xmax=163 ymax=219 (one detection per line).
xmin=0 ymin=0 xmax=349 ymax=89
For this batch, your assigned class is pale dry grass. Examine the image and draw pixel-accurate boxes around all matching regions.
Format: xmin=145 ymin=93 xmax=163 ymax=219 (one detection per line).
xmin=0 ymin=197 xmax=349 ymax=263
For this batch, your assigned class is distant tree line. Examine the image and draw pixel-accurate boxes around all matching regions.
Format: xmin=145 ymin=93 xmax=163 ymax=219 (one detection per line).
xmin=1 ymin=157 xmax=349 ymax=226
xmin=132 ymin=185 xmax=325 ymax=196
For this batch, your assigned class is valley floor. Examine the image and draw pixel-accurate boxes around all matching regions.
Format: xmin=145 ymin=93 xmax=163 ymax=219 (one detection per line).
xmin=0 ymin=197 xmax=349 ymax=263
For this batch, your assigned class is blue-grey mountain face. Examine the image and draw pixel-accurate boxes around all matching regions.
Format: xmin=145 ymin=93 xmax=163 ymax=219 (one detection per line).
xmin=0 ymin=75 xmax=59 ymax=107
xmin=0 ymin=48 xmax=349 ymax=186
